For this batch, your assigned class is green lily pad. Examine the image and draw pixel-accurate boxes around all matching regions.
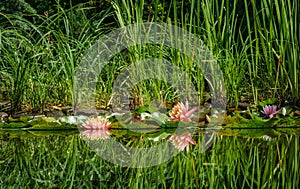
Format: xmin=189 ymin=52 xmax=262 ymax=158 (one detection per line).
xmin=259 ymin=98 xmax=277 ymax=107
xmin=147 ymin=132 xmax=171 ymax=141
xmin=109 ymin=129 xmax=129 ymax=138
xmin=162 ymin=121 xmax=179 ymax=128
xmin=109 ymin=122 xmax=161 ymax=136
xmin=8 ymin=116 xmax=30 ymax=123
xmin=223 ymin=113 xmax=278 ymax=128
xmin=133 ymin=105 xmax=160 ymax=114
xmin=0 ymin=129 xmax=34 ymax=139
xmin=0 ymin=122 xmax=29 ymax=128
xmin=29 ymin=123 xmax=77 ymax=130
xmin=125 ymin=122 xmax=161 ymax=131
xmin=28 ymin=130 xmax=79 ymax=137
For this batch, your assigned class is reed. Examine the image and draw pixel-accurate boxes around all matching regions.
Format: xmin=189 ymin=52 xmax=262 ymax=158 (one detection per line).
xmin=0 ymin=0 xmax=299 ymax=113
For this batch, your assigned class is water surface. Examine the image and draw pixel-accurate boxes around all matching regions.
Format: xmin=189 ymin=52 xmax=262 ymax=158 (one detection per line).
xmin=0 ymin=130 xmax=299 ymax=188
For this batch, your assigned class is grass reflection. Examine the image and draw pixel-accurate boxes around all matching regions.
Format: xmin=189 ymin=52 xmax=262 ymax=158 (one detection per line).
xmin=0 ymin=133 xmax=298 ymax=188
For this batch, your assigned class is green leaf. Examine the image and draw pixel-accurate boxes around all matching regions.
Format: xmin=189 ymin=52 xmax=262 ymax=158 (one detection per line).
xmin=0 ymin=122 xmax=28 ymax=128
xmin=133 ymin=105 xmax=160 ymax=114
xmin=259 ymin=98 xmax=277 ymax=107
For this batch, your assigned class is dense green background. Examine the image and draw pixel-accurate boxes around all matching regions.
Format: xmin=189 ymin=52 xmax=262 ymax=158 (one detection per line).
xmin=0 ymin=0 xmax=299 ymax=114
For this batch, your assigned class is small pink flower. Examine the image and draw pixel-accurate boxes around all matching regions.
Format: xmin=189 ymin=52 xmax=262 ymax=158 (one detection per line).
xmin=263 ymin=135 xmax=271 ymax=140
xmin=168 ymin=100 xmax=196 ymax=122
xmin=79 ymin=117 xmax=111 ymax=130
xmin=80 ymin=129 xmax=110 ymax=140
xmin=169 ymin=133 xmax=196 ymax=152
xmin=261 ymin=105 xmax=280 ymax=118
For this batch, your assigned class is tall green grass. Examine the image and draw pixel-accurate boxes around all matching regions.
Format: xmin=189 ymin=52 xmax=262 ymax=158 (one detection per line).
xmin=0 ymin=133 xmax=298 ymax=188
xmin=0 ymin=2 xmax=113 ymax=113
xmin=0 ymin=0 xmax=299 ymax=113
xmin=111 ymin=0 xmax=299 ymax=107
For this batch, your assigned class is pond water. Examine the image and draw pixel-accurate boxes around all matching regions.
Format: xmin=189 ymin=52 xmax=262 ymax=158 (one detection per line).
xmin=0 ymin=129 xmax=299 ymax=188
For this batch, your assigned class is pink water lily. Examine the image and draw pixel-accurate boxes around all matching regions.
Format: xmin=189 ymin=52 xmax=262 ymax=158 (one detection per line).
xmin=169 ymin=133 xmax=196 ymax=152
xmin=261 ymin=105 xmax=280 ymax=118
xmin=80 ymin=129 xmax=110 ymax=140
xmin=79 ymin=117 xmax=111 ymax=130
xmin=79 ymin=117 xmax=111 ymax=140
xmin=168 ymin=100 xmax=196 ymax=122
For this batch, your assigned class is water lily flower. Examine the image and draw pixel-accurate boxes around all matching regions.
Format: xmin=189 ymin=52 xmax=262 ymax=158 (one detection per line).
xmin=79 ymin=117 xmax=111 ymax=130
xmin=169 ymin=133 xmax=196 ymax=152
xmin=261 ymin=105 xmax=280 ymax=118
xmin=80 ymin=129 xmax=110 ymax=140
xmin=79 ymin=118 xmax=111 ymax=140
xmin=168 ymin=100 xmax=196 ymax=122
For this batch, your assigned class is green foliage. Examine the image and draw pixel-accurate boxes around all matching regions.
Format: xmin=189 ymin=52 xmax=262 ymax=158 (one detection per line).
xmin=0 ymin=1 xmax=114 ymax=113
xmin=0 ymin=0 xmax=299 ymax=113
xmin=259 ymin=98 xmax=277 ymax=107
xmin=0 ymin=133 xmax=299 ymax=188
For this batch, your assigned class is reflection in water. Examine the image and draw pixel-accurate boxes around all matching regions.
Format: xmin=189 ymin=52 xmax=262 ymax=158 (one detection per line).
xmin=79 ymin=117 xmax=112 ymax=140
xmin=79 ymin=117 xmax=111 ymax=130
xmin=0 ymin=132 xmax=299 ymax=188
xmin=169 ymin=133 xmax=196 ymax=152
xmin=80 ymin=129 xmax=111 ymax=140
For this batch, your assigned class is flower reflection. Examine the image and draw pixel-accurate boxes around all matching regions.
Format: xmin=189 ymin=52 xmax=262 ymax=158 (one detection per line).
xmin=168 ymin=100 xmax=196 ymax=122
xmin=80 ymin=117 xmax=111 ymax=130
xmin=169 ymin=133 xmax=196 ymax=152
xmin=79 ymin=117 xmax=111 ymax=140
xmin=80 ymin=129 xmax=110 ymax=140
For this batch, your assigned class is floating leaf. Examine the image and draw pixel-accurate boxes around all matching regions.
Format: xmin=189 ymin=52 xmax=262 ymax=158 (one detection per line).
xmin=28 ymin=130 xmax=78 ymax=137
xmin=259 ymin=98 xmax=277 ymax=107
xmin=133 ymin=105 xmax=160 ymax=114
xmin=30 ymin=123 xmax=77 ymax=130
xmin=147 ymin=132 xmax=171 ymax=142
xmin=125 ymin=123 xmax=161 ymax=131
xmin=0 ymin=122 xmax=28 ymax=128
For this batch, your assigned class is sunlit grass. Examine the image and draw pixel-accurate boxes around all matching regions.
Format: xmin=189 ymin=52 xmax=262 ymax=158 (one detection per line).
xmin=0 ymin=0 xmax=299 ymax=112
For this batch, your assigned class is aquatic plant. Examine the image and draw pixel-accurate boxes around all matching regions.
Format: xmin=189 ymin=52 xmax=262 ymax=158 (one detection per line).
xmin=169 ymin=133 xmax=196 ymax=152
xmin=79 ymin=117 xmax=111 ymax=140
xmin=80 ymin=129 xmax=110 ymax=140
xmin=168 ymin=101 xmax=196 ymax=122
xmin=79 ymin=117 xmax=111 ymax=130
xmin=261 ymin=105 xmax=280 ymax=118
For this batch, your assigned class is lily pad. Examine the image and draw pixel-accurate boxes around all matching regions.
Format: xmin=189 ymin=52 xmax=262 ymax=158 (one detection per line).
xmin=259 ymin=98 xmax=277 ymax=107
xmin=29 ymin=123 xmax=77 ymax=130
xmin=125 ymin=122 xmax=161 ymax=131
xmin=133 ymin=105 xmax=160 ymax=114
xmin=0 ymin=129 xmax=34 ymax=139
xmin=223 ymin=114 xmax=278 ymax=128
xmin=28 ymin=130 xmax=79 ymax=137
xmin=0 ymin=122 xmax=29 ymax=128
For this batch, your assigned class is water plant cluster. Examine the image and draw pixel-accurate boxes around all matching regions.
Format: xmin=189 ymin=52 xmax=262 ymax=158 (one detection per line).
xmin=0 ymin=0 xmax=299 ymax=115
xmin=1 ymin=1 xmax=299 ymax=188
xmin=1 ymin=99 xmax=300 ymax=141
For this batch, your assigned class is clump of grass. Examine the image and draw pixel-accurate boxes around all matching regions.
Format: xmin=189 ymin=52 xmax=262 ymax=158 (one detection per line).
xmin=0 ymin=2 xmax=113 ymax=113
